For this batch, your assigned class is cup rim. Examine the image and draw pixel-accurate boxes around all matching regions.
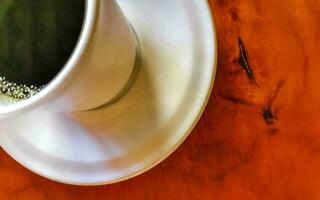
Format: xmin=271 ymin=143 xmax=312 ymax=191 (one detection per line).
xmin=0 ymin=0 xmax=98 ymax=116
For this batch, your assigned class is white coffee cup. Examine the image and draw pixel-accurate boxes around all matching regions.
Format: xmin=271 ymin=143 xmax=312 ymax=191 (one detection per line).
xmin=0 ymin=0 xmax=137 ymax=118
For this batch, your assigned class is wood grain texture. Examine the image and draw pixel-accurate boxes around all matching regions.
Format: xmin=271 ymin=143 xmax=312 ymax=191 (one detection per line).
xmin=0 ymin=0 xmax=319 ymax=199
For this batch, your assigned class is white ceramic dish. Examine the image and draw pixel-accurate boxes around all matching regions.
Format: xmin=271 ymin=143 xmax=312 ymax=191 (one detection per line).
xmin=0 ymin=0 xmax=216 ymax=185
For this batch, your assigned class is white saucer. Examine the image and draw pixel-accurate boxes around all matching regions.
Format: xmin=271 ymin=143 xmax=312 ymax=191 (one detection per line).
xmin=0 ymin=0 xmax=216 ymax=185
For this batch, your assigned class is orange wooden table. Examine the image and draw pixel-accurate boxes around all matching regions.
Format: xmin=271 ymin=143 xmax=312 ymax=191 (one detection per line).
xmin=1 ymin=0 xmax=319 ymax=199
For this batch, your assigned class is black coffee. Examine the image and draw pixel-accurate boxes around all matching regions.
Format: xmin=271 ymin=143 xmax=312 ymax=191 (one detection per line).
xmin=0 ymin=0 xmax=85 ymax=99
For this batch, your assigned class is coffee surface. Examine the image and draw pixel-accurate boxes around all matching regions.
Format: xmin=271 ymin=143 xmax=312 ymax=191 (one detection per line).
xmin=0 ymin=0 xmax=85 ymax=89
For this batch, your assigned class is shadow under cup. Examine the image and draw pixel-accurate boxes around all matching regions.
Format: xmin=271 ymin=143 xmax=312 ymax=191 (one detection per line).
xmin=0 ymin=0 xmax=86 ymax=104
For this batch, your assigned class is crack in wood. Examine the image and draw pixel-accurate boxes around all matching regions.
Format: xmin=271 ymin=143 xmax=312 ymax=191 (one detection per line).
xmin=238 ymin=37 xmax=259 ymax=86
xmin=263 ymin=80 xmax=285 ymax=125
xmin=222 ymin=39 xmax=285 ymax=127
